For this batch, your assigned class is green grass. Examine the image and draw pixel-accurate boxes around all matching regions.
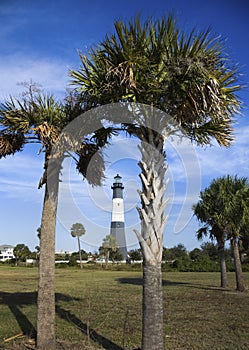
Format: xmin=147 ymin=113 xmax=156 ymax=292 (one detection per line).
xmin=0 ymin=266 xmax=249 ymax=349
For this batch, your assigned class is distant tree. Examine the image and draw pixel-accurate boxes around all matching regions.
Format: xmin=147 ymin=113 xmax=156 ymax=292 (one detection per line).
xmin=189 ymin=248 xmax=202 ymax=261
xmin=129 ymin=248 xmax=142 ymax=262
xmin=13 ymin=244 xmax=31 ymax=265
xmin=172 ymin=255 xmax=192 ymax=271
xmin=170 ymin=244 xmax=188 ymax=259
xmin=68 ymin=255 xmax=78 ymax=267
xmin=110 ymin=248 xmax=123 ymax=262
xmin=200 ymin=242 xmax=218 ymax=261
xmin=70 ymin=223 xmax=86 ymax=269
xmin=99 ymin=235 xmax=119 ymax=268
xmin=71 ymin=249 xmax=88 ymax=261
xmin=162 ymin=247 xmax=173 ymax=262
xmin=162 ymin=245 xmax=188 ymax=262
xmin=55 ymin=252 xmax=68 ymax=261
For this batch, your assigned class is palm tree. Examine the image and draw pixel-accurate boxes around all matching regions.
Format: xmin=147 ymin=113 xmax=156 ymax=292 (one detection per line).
xmin=70 ymin=16 xmax=242 ymax=349
xmin=99 ymin=234 xmax=119 ymax=269
xmin=193 ymin=191 xmax=229 ymax=288
xmin=70 ymin=222 xmax=86 ymax=269
xmin=0 ymin=88 xmax=67 ymax=349
xmin=0 ymin=85 xmax=112 ymax=349
xmin=194 ymin=175 xmax=249 ymax=291
xmin=218 ymin=175 xmax=249 ymax=292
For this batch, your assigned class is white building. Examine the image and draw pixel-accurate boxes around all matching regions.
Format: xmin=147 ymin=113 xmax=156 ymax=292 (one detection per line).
xmin=0 ymin=244 xmax=15 ymax=262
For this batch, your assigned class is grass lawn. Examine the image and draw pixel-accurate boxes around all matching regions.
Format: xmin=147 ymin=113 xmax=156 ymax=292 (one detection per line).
xmin=0 ymin=265 xmax=249 ymax=349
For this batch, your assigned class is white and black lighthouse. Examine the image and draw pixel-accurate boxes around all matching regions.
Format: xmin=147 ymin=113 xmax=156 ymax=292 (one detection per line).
xmin=110 ymin=174 xmax=127 ymax=260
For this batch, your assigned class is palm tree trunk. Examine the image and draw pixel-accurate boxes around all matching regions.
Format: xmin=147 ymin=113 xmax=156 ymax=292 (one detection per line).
xmin=105 ymin=250 xmax=110 ymax=269
xmin=142 ymin=263 xmax=164 ymax=350
xmin=36 ymin=155 xmax=60 ymax=350
xmin=231 ymin=237 xmax=245 ymax=292
xmin=77 ymin=236 xmax=83 ymax=269
xmin=218 ymin=240 xmax=228 ymax=288
xmin=134 ymin=137 xmax=167 ymax=350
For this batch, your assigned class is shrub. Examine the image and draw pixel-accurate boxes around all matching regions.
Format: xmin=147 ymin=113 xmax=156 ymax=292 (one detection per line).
xmin=68 ymin=256 xmax=78 ymax=267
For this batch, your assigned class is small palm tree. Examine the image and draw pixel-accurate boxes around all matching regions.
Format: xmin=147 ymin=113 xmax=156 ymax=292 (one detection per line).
xmin=99 ymin=234 xmax=119 ymax=268
xmin=193 ymin=193 xmax=229 ymax=288
xmin=71 ymin=16 xmax=242 ymax=349
xmin=70 ymin=222 xmax=86 ymax=269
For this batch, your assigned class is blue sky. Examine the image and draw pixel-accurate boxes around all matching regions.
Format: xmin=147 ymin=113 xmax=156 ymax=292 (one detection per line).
xmin=0 ymin=0 xmax=248 ymax=253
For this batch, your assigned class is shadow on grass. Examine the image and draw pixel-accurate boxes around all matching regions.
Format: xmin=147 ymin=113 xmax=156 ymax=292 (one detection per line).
xmin=0 ymin=291 xmax=123 ymax=350
xmin=117 ymin=277 xmax=192 ymax=287
xmin=117 ymin=277 xmax=230 ymax=292
xmin=56 ymin=305 xmax=123 ymax=350
xmin=0 ymin=291 xmax=37 ymax=338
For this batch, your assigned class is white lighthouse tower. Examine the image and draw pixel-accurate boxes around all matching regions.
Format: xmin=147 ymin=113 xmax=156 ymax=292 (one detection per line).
xmin=110 ymin=174 xmax=127 ymax=260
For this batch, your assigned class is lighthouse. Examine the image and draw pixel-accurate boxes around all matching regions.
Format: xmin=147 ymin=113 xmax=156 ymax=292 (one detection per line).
xmin=110 ymin=174 xmax=127 ymax=260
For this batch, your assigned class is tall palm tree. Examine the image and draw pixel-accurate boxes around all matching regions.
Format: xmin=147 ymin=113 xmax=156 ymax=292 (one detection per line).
xmin=70 ymin=222 xmax=86 ymax=269
xmin=0 ymin=86 xmax=111 ymax=349
xmin=194 ymin=175 xmax=249 ymax=292
xmin=70 ymin=16 xmax=242 ymax=349
xmin=0 ymin=90 xmax=65 ymax=349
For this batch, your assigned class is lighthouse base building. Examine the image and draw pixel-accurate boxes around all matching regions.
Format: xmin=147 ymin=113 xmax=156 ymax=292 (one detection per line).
xmin=110 ymin=174 xmax=128 ymax=260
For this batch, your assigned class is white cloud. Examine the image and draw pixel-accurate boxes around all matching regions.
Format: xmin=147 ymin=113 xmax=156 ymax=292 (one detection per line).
xmin=0 ymin=176 xmax=41 ymax=201
xmin=195 ymin=124 xmax=249 ymax=181
xmin=0 ymin=150 xmax=44 ymax=201
xmin=0 ymin=54 xmax=70 ymax=100
xmin=0 ymin=150 xmax=43 ymax=172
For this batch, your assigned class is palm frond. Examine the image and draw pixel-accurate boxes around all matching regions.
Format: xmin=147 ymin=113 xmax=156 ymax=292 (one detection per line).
xmin=188 ymin=118 xmax=234 ymax=147
xmin=32 ymin=122 xmax=60 ymax=147
xmin=76 ymin=143 xmax=105 ymax=186
xmin=0 ymin=133 xmax=25 ymax=158
xmin=70 ymin=15 xmax=242 ymax=148
xmin=197 ymin=226 xmax=209 ymax=240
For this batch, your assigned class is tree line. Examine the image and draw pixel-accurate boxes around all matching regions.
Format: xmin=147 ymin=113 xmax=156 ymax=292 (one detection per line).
xmin=5 ymin=239 xmax=249 ymax=276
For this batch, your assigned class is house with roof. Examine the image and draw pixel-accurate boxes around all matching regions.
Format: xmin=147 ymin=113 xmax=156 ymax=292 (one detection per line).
xmin=0 ymin=244 xmax=15 ymax=262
